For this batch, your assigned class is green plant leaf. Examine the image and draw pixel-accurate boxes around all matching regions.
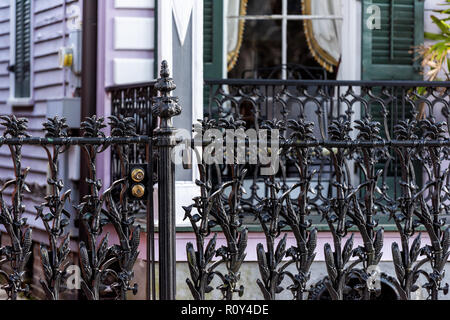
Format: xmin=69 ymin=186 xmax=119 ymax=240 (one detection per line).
xmin=425 ymin=32 xmax=448 ymax=41
xmin=431 ymin=15 xmax=450 ymax=35
xmin=417 ymin=87 xmax=427 ymax=96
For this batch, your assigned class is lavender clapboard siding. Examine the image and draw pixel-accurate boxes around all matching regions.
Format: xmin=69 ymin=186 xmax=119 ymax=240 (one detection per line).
xmin=0 ymin=0 xmax=80 ymax=233
xmin=0 ymin=0 xmax=9 ymax=105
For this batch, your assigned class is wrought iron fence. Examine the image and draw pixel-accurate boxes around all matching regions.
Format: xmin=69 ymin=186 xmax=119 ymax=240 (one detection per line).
xmin=181 ymin=80 xmax=450 ymax=300
xmin=0 ymin=114 xmax=151 ymax=300
xmin=0 ymin=66 xmax=450 ymax=300
xmin=0 ymin=61 xmax=180 ymax=300
xmin=204 ymin=80 xmax=450 ymax=218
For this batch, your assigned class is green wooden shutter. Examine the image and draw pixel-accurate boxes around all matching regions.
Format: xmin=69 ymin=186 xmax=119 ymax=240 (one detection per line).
xmin=362 ymin=0 xmax=424 ymax=202
xmin=15 ymin=0 xmax=31 ymax=98
xmin=204 ymin=0 xmax=223 ymax=114
xmin=362 ymin=0 xmax=424 ymax=80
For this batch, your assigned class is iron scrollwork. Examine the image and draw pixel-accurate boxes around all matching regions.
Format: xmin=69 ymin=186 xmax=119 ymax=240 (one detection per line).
xmin=386 ymin=116 xmax=450 ymax=300
xmin=0 ymin=114 xmax=148 ymax=300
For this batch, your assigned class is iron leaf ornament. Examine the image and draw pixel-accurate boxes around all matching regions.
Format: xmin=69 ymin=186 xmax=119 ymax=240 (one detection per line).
xmin=36 ymin=116 xmax=72 ymax=300
xmin=0 ymin=115 xmax=32 ymax=300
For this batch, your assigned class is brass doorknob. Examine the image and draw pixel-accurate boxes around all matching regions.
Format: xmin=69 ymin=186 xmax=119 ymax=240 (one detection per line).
xmin=131 ymin=184 xmax=145 ymax=198
xmin=131 ymin=168 xmax=145 ymax=182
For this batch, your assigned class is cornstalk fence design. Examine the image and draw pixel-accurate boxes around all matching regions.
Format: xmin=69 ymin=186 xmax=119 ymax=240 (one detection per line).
xmin=0 ymin=66 xmax=449 ymax=300
xmin=183 ymin=81 xmax=450 ymax=300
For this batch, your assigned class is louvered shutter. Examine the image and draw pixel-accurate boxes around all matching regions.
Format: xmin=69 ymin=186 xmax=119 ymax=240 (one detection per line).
xmin=15 ymin=0 xmax=31 ymax=98
xmin=204 ymin=0 xmax=223 ymax=114
xmin=362 ymin=0 xmax=424 ymax=80
xmin=362 ymin=0 xmax=424 ymax=199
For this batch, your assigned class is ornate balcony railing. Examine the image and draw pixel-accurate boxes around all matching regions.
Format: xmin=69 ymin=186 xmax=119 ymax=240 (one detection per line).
xmin=203 ymin=79 xmax=450 ymax=218
xmin=181 ymin=79 xmax=450 ymax=300
xmin=106 ymin=82 xmax=157 ymax=183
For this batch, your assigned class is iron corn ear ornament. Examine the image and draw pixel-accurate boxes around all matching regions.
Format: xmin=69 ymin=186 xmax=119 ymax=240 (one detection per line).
xmin=342 ymin=234 xmax=354 ymax=265
xmin=392 ymin=242 xmax=405 ymax=284
xmin=324 ymin=243 xmax=338 ymax=284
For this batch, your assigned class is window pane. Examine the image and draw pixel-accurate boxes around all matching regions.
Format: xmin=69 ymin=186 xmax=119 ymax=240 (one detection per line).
xmin=287 ymin=0 xmax=301 ymax=14
xmin=287 ymin=21 xmax=330 ymax=80
xmin=246 ymin=0 xmax=281 ymax=15
xmin=228 ymin=19 xmax=282 ymax=78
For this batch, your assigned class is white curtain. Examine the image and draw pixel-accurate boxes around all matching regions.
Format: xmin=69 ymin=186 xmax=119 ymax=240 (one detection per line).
xmin=303 ymin=0 xmax=342 ymax=72
xmin=227 ymin=0 xmax=241 ymax=55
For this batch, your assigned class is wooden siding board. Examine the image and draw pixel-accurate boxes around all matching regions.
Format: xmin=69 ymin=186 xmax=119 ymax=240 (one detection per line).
xmin=0 ymin=49 xmax=9 ymax=61
xmin=0 ymin=160 xmax=48 ymax=175
xmin=0 ymin=146 xmax=48 ymax=159
xmin=0 ymin=168 xmax=46 ymax=184
xmin=34 ymin=69 xmax=64 ymax=87
xmin=33 ymin=85 xmax=64 ymax=101
xmin=34 ymin=53 xmax=59 ymax=72
xmin=34 ymin=6 xmax=64 ymax=28
xmin=0 ymin=32 xmax=9 ymax=43
xmin=33 ymin=38 xmax=63 ymax=57
xmin=0 ymin=0 xmax=9 ymax=9
xmin=0 ymin=6 xmax=9 ymax=21
xmin=34 ymin=0 xmax=64 ymax=14
xmin=0 ymin=74 xmax=8 ymax=87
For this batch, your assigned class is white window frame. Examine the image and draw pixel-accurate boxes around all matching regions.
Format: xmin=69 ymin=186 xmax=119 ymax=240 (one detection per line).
xmin=8 ymin=0 xmax=34 ymax=107
xmin=227 ymin=0 xmax=343 ymax=79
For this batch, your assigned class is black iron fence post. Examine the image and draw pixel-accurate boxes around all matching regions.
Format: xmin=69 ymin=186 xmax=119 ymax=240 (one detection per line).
xmin=153 ymin=61 xmax=181 ymax=300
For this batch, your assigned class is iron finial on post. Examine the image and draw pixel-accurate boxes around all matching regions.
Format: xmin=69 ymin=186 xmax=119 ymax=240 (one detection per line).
xmin=153 ymin=61 xmax=181 ymax=129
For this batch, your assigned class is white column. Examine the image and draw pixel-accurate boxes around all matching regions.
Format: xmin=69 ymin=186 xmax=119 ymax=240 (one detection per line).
xmin=157 ymin=0 xmax=173 ymax=69
xmin=338 ymin=0 xmax=361 ymax=81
